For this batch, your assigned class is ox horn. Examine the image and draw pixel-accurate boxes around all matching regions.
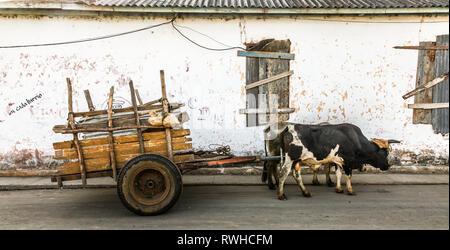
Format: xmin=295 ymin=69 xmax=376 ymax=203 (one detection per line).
xmin=388 ymin=139 xmax=401 ymax=144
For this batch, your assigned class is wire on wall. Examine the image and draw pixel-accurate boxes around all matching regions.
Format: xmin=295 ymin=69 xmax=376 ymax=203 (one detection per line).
xmin=0 ymin=15 xmax=447 ymax=50
xmin=171 ymin=21 xmax=246 ymax=51
xmin=0 ymin=17 xmax=176 ymax=49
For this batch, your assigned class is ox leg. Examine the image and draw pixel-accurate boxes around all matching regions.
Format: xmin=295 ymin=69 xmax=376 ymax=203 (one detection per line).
xmin=293 ymin=162 xmax=312 ymax=197
xmin=325 ymin=164 xmax=334 ymax=187
xmin=312 ymin=165 xmax=320 ymax=186
xmin=267 ymin=161 xmax=276 ymax=190
xmin=346 ymin=174 xmax=355 ymax=195
xmin=277 ymin=155 xmax=292 ymax=200
xmin=335 ymin=165 xmax=344 ymax=193
xmin=274 ymin=163 xmax=280 ymax=188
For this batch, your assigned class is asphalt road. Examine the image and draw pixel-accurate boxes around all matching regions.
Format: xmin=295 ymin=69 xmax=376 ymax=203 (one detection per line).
xmin=0 ymin=184 xmax=448 ymax=230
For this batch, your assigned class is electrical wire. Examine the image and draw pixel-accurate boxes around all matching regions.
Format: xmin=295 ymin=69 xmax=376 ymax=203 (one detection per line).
xmin=0 ymin=16 xmax=246 ymax=51
xmin=173 ymin=22 xmax=238 ymax=49
xmin=0 ymin=17 xmax=176 ymax=49
xmin=0 ymin=14 xmax=446 ymax=49
xmin=171 ymin=21 xmax=246 ymax=51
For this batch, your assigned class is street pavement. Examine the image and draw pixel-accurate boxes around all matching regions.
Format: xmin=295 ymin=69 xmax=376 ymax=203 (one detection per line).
xmin=0 ymin=179 xmax=448 ymax=229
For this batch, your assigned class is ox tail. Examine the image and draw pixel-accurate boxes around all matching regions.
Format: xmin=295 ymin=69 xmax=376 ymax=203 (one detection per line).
xmin=262 ymin=137 xmax=268 ymax=183
xmin=279 ymin=126 xmax=289 ymax=167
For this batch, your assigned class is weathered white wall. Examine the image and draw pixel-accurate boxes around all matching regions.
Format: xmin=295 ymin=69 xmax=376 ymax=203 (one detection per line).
xmin=0 ymin=13 xmax=448 ymax=169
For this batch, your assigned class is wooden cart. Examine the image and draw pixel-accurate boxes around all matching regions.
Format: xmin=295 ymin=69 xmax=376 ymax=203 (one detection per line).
xmin=51 ymin=70 xmax=273 ymax=215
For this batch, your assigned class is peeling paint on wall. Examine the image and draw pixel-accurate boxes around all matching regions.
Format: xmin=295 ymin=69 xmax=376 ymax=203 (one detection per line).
xmin=0 ymin=14 xmax=448 ymax=170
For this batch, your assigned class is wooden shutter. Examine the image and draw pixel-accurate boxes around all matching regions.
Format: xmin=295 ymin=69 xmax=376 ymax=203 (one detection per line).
xmin=240 ymin=39 xmax=294 ymax=127
xmin=413 ymin=41 xmax=436 ymax=124
xmin=432 ymin=35 xmax=449 ymax=134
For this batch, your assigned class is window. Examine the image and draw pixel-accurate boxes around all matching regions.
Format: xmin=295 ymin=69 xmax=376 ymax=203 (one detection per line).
xmin=239 ymin=39 xmax=294 ymax=127
xmin=404 ymin=34 xmax=449 ymax=134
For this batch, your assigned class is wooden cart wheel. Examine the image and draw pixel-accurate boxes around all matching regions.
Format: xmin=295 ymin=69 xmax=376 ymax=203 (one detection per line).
xmin=117 ymin=154 xmax=182 ymax=216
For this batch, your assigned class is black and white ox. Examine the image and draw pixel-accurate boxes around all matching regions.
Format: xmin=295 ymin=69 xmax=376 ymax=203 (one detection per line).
xmin=262 ymin=122 xmax=334 ymax=190
xmin=277 ymin=123 xmax=400 ymax=200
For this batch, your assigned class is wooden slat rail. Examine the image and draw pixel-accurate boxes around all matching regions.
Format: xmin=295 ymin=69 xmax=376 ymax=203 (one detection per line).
xmin=403 ymin=74 xmax=449 ymax=100
xmin=245 ymin=70 xmax=294 ymax=90
xmin=54 ymin=125 xmax=163 ymax=134
xmin=107 ymin=86 xmax=118 ymax=181
xmin=53 ymin=116 xmax=157 ymax=133
xmin=53 ymin=129 xmax=190 ymax=149
xmin=394 ymin=45 xmax=449 ymax=50
xmin=54 ymin=137 xmax=192 ymax=160
xmin=237 ymin=50 xmax=295 ymax=60
xmin=66 ymin=78 xmax=87 ymax=186
xmin=408 ymin=103 xmax=449 ymax=109
xmin=51 ymin=152 xmax=192 ymax=182
xmin=59 ymin=153 xmax=194 ymax=175
xmin=72 ymin=102 xmax=183 ymax=118
xmin=160 ymin=70 xmax=174 ymax=161
xmin=129 ymin=81 xmax=145 ymax=154
xmin=145 ymin=98 xmax=162 ymax=106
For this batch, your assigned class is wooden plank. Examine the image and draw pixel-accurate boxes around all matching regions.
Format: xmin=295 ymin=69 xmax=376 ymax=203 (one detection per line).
xmin=83 ymin=90 xmax=95 ymax=111
xmin=51 ymin=170 xmax=113 ymax=182
xmin=246 ymin=56 xmax=259 ymax=127
xmin=394 ymin=45 xmax=449 ymax=50
xmin=53 ymin=129 xmax=191 ymax=149
xmin=160 ymin=70 xmax=174 ymax=161
xmin=66 ymin=78 xmax=87 ymax=186
xmin=135 ymin=89 xmax=143 ymax=105
xmin=412 ymin=41 xmax=436 ymax=124
xmin=59 ymin=153 xmax=194 ymax=175
xmin=53 ymin=117 xmax=158 ymax=133
xmin=107 ymin=86 xmax=117 ymax=181
xmin=258 ymin=57 xmax=270 ymax=125
xmin=54 ymin=137 xmax=191 ymax=160
xmin=237 ymin=50 xmax=295 ymax=60
xmin=408 ymin=103 xmax=449 ymax=109
xmin=144 ymin=98 xmax=162 ymax=106
xmin=245 ymin=70 xmax=294 ymax=90
xmin=129 ymin=80 xmax=145 ymax=154
xmin=249 ymin=39 xmax=292 ymax=125
xmin=72 ymin=102 xmax=183 ymax=118
xmin=432 ymin=34 xmax=449 ymax=134
xmin=403 ymin=74 xmax=449 ymax=99
xmin=54 ymin=125 xmax=165 ymax=134
xmin=264 ymin=43 xmax=290 ymax=123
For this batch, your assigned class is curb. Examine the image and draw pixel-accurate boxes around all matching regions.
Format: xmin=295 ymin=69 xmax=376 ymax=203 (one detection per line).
xmin=0 ymin=165 xmax=448 ymax=177
xmin=0 ymin=174 xmax=448 ymax=191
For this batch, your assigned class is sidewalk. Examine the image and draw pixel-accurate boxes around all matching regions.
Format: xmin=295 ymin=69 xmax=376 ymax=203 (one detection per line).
xmin=0 ymin=174 xmax=448 ymax=190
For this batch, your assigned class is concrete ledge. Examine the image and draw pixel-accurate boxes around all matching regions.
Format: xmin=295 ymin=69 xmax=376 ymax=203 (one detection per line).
xmin=184 ymin=165 xmax=449 ymax=175
xmin=0 ymin=165 xmax=447 ymax=177
xmin=0 ymin=174 xmax=447 ymax=191
xmin=0 ymin=170 xmax=58 ymax=177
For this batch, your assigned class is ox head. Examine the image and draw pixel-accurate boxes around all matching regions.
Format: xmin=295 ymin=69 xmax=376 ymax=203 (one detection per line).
xmin=371 ymin=139 xmax=401 ymax=171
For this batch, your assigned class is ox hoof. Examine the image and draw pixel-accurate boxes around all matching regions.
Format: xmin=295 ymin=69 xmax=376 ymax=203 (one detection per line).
xmin=268 ymin=183 xmax=276 ymax=190
xmin=312 ymin=180 xmax=320 ymax=186
xmin=278 ymin=194 xmax=288 ymax=200
xmin=336 ymin=187 xmax=344 ymax=193
xmin=327 ymin=181 xmax=335 ymax=187
xmin=303 ymin=191 xmax=312 ymax=198
xmin=347 ymin=189 xmax=356 ymax=195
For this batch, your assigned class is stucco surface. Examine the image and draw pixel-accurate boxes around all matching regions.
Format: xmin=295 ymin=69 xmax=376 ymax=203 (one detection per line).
xmin=0 ymin=14 xmax=448 ymax=169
